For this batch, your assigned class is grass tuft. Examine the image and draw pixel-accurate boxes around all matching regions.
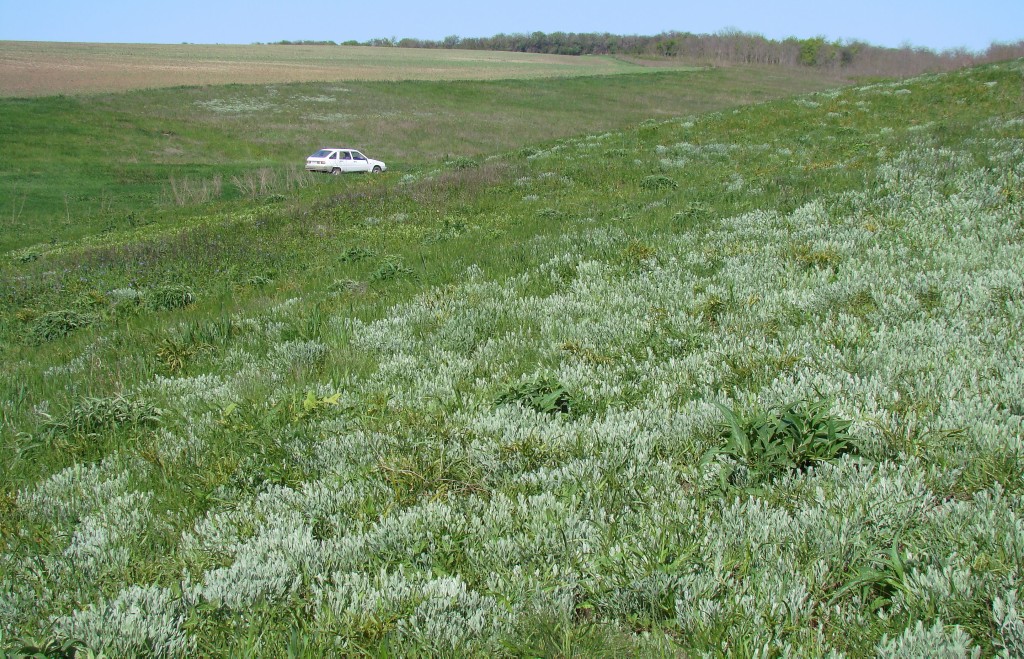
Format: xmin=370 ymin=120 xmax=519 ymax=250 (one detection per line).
xmin=146 ymin=284 xmax=196 ymax=311
xmin=43 ymin=395 xmax=163 ymax=438
xmin=28 ymin=310 xmax=92 ymax=344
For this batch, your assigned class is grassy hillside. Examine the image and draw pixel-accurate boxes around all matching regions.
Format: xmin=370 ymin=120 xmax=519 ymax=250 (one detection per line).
xmin=1 ymin=60 xmax=1023 ymax=656
xmin=0 ymin=66 xmax=841 ymax=253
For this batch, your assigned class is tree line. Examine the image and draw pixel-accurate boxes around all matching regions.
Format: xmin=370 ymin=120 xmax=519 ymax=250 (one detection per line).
xmin=337 ymin=30 xmax=1024 ymax=78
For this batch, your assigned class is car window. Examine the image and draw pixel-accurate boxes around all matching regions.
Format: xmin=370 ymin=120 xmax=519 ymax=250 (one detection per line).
xmin=353 ymin=152 xmax=367 ymax=161
xmin=341 ymin=152 xmax=352 ymax=160
xmin=313 ymin=149 xmax=331 ymax=158
xmin=329 ymin=152 xmax=337 ymax=160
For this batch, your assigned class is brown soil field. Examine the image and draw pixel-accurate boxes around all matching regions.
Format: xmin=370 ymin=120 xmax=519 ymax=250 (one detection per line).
xmin=0 ymin=42 xmax=672 ymax=96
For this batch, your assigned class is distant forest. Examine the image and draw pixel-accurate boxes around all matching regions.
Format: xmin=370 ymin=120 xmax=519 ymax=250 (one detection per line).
xmin=275 ymin=31 xmax=1024 ymax=78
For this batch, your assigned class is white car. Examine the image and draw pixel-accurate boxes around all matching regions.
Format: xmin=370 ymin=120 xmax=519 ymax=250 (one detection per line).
xmin=305 ymin=148 xmax=386 ymax=175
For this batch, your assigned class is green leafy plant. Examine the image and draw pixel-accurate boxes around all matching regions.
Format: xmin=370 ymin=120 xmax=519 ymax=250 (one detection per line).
xmin=2 ymin=634 xmax=92 ymax=659
xmin=703 ymin=399 xmax=857 ymax=489
xmin=496 ymin=377 xmax=581 ymax=416
xmin=218 ymin=391 xmax=340 ymax=435
xmin=371 ymin=257 xmax=415 ymax=282
xmin=3 ymin=52 xmax=1023 ymax=657
xmin=27 ymin=310 xmax=92 ymax=344
xmin=287 ymin=390 xmax=342 ymax=423
xmin=339 ymin=246 xmax=377 ymax=263
xmin=830 ymin=544 xmax=911 ymax=613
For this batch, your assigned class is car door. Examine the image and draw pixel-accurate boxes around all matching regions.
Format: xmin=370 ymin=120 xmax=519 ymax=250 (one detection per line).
xmin=350 ymin=151 xmax=371 ymax=173
xmin=337 ymin=150 xmax=358 ymax=173
xmin=327 ymin=151 xmax=341 ymax=172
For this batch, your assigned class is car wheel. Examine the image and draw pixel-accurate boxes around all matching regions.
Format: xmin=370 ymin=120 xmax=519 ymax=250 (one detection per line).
xmin=331 ymin=168 xmax=341 ymax=176
xmin=372 ymin=166 xmax=382 ymax=173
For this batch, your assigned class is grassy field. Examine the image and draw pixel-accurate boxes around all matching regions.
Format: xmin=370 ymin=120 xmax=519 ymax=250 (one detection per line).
xmin=0 ymin=42 xmax=686 ymax=97
xmin=0 ymin=64 xmax=841 ymax=253
xmin=1 ymin=52 xmax=1023 ymax=656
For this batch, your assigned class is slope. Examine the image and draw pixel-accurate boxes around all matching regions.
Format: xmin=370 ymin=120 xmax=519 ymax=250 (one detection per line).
xmin=1 ymin=61 xmax=1023 ymax=656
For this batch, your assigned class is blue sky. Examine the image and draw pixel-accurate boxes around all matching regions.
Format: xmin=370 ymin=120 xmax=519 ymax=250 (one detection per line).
xmin=1 ymin=0 xmax=1021 ymax=52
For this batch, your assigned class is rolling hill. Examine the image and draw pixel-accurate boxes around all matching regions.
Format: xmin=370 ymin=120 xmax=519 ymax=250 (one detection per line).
xmin=1 ymin=56 xmax=1023 ymax=656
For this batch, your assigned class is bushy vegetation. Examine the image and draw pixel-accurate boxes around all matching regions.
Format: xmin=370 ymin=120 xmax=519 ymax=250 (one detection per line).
xmin=1 ymin=58 xmax=1023 ymax=656
xmin=704 ymin=400 xmax=858 ymax=491
xmin=27 ymin=310 xmax=93 ymax=344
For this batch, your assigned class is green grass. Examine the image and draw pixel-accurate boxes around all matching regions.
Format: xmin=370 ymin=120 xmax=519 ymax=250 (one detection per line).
xmin=0 ymin=66 xmax=842 ymax=252
xmin=1 ymin=60 xmax=1023 ymax=656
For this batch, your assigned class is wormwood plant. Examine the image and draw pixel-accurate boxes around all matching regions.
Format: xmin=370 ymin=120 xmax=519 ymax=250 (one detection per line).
xmin=703 ymin=399 xmax=857 ymax=490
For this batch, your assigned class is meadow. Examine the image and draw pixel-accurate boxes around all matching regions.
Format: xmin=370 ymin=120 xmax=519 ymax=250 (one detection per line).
xmin=0 ymin=63 xmax=839 ymax=253
xmin=0 ymin=50 xmax=1023 ymax=656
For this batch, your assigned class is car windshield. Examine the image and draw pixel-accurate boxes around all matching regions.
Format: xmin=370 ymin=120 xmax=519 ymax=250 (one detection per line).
xmin=311 ymin=149 xmax=332 ymax=158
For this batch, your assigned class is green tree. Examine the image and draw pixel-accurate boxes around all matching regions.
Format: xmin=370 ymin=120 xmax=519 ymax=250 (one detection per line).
xmin=799 ymin=36 xmax=827 ymax=66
